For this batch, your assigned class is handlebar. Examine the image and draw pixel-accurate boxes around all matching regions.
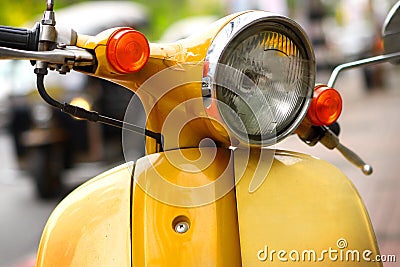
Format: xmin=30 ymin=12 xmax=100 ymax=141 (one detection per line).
xmin=0 ymin=24 xmax=40 ymax=51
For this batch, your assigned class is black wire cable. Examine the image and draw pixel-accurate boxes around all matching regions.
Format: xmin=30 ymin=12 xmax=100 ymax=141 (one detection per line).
xmin=35 ymin=71 xmax=163 ymax=150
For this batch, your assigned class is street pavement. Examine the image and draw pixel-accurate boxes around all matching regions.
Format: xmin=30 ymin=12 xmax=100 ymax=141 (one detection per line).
xmin=0 ymin=133 xmax=111 ymax=267
xmin=0 ymin=133 xmax=55 ymax=267
xmin=0 ymin=66 xmax=399 ymax=266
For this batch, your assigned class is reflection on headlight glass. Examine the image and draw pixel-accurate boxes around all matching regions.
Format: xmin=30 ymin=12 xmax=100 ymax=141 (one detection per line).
xmin=216 ymin=27 xmax=311 ymax=144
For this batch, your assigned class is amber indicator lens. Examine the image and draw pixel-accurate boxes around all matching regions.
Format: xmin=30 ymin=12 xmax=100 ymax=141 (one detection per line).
xmin=307 ymin=85 xmax=343 ymax=126
xmin=106 ymin=28 xmax=150 ymax=74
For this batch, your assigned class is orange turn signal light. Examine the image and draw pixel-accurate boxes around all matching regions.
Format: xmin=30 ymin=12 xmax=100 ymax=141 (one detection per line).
xmin=106 ymin=28 xmax=150 ymax=74
xmin=307 ymin=85 xmax=343 ymax=126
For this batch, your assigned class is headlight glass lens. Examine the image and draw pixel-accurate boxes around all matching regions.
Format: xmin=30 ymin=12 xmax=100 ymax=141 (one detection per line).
xmin=215 ymin=22 xmax=314 ymax=145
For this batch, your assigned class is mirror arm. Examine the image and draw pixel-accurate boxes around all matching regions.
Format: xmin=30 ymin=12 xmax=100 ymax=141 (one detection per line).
xmin=328 ymin=51 xmax=400 ymax=88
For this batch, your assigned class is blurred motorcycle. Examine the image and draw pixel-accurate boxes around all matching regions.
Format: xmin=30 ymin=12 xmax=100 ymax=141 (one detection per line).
xmin=1 ymin=0 xmax=400 ymax=266
xmin=4 ymin=1 xmax=148 ymax=198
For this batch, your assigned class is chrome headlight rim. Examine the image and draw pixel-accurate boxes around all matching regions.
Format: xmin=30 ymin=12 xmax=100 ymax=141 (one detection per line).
xmin=203 ymin=11 xmax=315 ymax=146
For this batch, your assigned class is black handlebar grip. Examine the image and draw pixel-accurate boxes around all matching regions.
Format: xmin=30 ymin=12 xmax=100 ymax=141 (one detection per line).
xmin=0 ymin=23 xmax=40 ymax=51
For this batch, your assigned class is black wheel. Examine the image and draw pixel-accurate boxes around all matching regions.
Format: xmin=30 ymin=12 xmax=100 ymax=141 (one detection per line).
xmin=29 ymin=145 xmax=64 ymax=199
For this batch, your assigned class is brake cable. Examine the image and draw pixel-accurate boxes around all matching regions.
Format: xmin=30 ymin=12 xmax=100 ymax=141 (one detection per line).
xmin=35 ymin=68 xmax=164 ymax=151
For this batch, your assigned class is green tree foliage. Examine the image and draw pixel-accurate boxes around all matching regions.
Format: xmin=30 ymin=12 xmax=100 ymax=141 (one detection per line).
xmin=133 ymin=0 xmax=223 ymax=40
xmin=0 ymin=0 xmax=223 ymax=40
xmin=0 ymin=0 xmax=85 ymax=26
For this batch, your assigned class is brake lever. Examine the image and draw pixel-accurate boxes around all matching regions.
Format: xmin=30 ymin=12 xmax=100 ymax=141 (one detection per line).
xmin=319 ymin=126 xmax=373 ymax=175
xmin=296 ymin=120 xmax=372 ymax=175
xmin=0 ymin=46 xmax=94 ymax=73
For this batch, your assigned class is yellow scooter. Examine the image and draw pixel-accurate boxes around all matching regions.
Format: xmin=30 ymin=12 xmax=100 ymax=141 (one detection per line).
xmin=2 ymin=0 xmax=400 ymax=266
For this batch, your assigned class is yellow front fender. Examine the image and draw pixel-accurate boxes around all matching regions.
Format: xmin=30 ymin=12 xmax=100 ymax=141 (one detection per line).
xmin=234 ymin=149 xmax=382 ymax=266
xmin=35 ymin=148 xmax=381 ymax=266
xmin=35 ymin=162 xmax=133 ymax=267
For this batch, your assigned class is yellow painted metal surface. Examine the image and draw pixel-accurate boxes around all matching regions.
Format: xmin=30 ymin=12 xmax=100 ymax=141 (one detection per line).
xmin=75 ymin=13 xmax=242 ymax=88
xmin=234 ymin=149 xmax=382 ymax=266
xmin=34 ymin=147 xmax=382 ymax=266
xmin=75 ymin=13 xmax=246 ymax=153
xmin=131 ymin=147 xmax=242 ymax=266
xmin=35 ymin=162 xmax=133 ymax=267
xmin=37 ymin=13 xmax=383 ymax=266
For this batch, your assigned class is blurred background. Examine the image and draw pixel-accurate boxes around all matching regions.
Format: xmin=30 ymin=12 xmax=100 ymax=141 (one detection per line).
xmin=0 ymin=0 xmax=399 ymax=266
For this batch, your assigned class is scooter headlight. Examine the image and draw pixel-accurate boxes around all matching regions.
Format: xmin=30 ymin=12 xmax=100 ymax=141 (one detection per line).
xmin=204 ymin=11 xmax=315 ymax=146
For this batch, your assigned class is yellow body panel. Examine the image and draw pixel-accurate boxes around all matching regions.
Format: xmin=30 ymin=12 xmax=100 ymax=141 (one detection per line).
xmin=35 ymin=163 xmax=133 ymax=267
xmin=234 ymin=149 xmax=381 ymax=266
xmin=75 ymin=13 xmax=242 ymax=88
xmin=35 ymin=148 xmax=381 ymax=266
xmin=75 ymin=13 xmax=245 ymax=153
xmin=130 ymin=148 xmax=241 ymax=266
